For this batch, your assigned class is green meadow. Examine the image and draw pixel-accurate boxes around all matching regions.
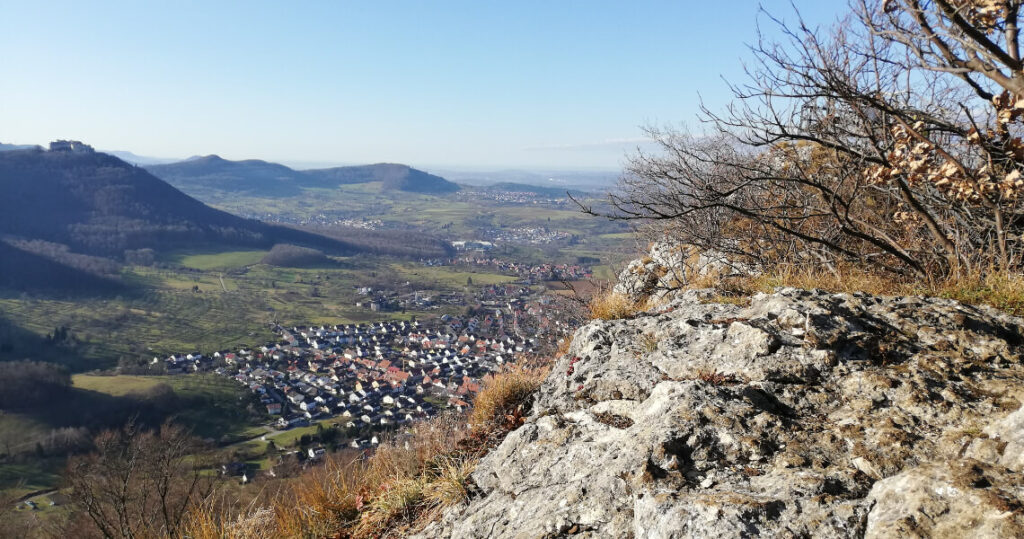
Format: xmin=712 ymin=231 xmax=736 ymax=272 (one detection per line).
xmin=167 ymin=249 xmax=269 ymax=271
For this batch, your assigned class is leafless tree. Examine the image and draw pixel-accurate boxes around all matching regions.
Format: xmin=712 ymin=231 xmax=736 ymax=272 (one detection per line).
xmin=64 ymin=420 xmax=212 ymax=539
xmin=578 ymin=0 xmax=1024 ymax=279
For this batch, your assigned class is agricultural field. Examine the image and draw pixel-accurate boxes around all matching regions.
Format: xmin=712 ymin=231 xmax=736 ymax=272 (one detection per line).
xmin=0 ymin=286 xmax=277 ymax=371
xmin=0 ymin=415 xmax=59 ymax=483
xmin=0 ymin=187 xmax=636 ymax=373
xmin=390 ymin=263 xmax=519 ymax=287
xmin=166 ymin=249 xmax=269 ymax=271
xmin=199 ymin=185 xmax=632 ymax=258
xmin=72 ymin=374 xmax=262 ymax=441
xmin=0 ymin=458 xmax=65 ymax=500
xmin=0 ymin=245 xmax=540 ymax=374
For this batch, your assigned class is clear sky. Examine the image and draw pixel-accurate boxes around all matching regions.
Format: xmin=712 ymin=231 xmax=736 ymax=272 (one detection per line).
xmin=0 ymin=1 xmax=847 ymax=170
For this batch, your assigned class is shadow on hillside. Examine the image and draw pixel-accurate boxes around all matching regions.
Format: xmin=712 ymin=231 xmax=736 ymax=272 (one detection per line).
xmin=0 ymin=314 xmax=97 ymax=371
xmin=0 ymin=385 xmax=219 ymax=464
xmin=0 ymin=242 xmax=131 ymax=299
xmin=0 ymin=378 xmax=258 ymax=455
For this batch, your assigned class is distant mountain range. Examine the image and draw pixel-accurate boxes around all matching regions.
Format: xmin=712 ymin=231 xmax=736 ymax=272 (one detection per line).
xmin=0 ymin=148 xmax=446 ymax=291
xmin=0 ymin=142 xmax=41 ymax=152
xmin=5 ymin=142 xmax=463 ymax=196
xmin=104 ymin=150 xmax=179 ymax=166
xmin=147 ymin=156 xmax=460 ymax=197
xmin=4 ymin=142 xmax=612 ymax=194
xmin=0 ymin=148 xmax=360 ymax=259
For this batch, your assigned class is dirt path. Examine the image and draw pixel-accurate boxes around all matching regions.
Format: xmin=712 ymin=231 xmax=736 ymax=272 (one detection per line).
xmin=16 ymin=488 xmax=56 ymax=503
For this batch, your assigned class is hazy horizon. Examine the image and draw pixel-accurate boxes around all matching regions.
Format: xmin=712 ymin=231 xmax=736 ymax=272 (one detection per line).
xmin=1 ymin=1 xmax=844 ymax=169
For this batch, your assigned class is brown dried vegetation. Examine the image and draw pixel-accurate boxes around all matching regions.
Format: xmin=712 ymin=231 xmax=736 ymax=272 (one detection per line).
xmin=179 ymin=364 xmax=549 ymax=539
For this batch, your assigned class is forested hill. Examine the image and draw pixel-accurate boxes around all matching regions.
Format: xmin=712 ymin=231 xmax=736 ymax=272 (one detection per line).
xmin=0 ymin=148 xmax=360 ymax=256
xmin=148 ymin=157 xmax=460 ymax=196
xmin=302 ymin=163 xmax=460 ymax=193
xmin=146 ymin=155 xmax=310 ymax=197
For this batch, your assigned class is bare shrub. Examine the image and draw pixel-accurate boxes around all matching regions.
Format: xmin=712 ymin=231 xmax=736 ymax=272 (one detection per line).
xmin=579 ymin=0 xmax=1024 ymax=281
xmin=64 ymin=420 xmax=211 ymax=539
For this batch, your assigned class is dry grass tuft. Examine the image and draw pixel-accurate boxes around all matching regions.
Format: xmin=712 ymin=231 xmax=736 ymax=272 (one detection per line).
xmin=747 ymin=264 xmax=906 ymax=296
xmin=927 ymin=272 xmax=1024 ymax=316
xmin=344 ymin=367 xmax=546 ymax=537
xmin=468 ymin=366 xmax=548 ymax=430
xmin=273 ymin=454 xmax=364 ymax=538
xmin=351 ymin=476 xmax=427 ymax=537
xmin=667 ymin=262 xmax=1024 ymax=317
xmin=423 ymin=456 xmax=475 ymax=508
xmin=640 ymin=332 xmax=659 ymax=353
xmin=184 ymin=506 xmax=278 ymax=539
xmin=183 ymin=493 xmax=281 ymax=539
xmin=588 ymin=290 xmax=644 ymax=320
xmin=744 ymin=265 xmax=1024 ymax=316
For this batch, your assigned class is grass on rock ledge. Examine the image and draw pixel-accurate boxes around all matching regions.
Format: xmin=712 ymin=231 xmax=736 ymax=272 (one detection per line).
xmin=748 ymin=265 xmax=1024 ymax=317
xmin=585 ymin=263 xmax=1024 ymax=321
xmin=182 ymin=364 xmax=548 ymax=539
xmin=588 ymin=291 xmax=649 ymax=321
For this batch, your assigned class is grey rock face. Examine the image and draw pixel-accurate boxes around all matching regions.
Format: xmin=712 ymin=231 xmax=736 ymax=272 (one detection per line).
xmin=612 ymin=243 xmax=681 ymax=301
xmin=613 ymin=243 xmax=758 ymax=302
xmin=416 ymin=288 xmax=1024 ymax=538
xmin=865 ymin=461 xmax=1024 ymax=538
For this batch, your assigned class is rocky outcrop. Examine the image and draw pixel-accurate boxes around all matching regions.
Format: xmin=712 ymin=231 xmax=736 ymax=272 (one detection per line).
xmin=417 ymin=287 xmax=1024 ymax=538
xmin=614 ymin=243 xmax=757 ymax=302
xmin=613 ymin=242 xmax=687 ymax=300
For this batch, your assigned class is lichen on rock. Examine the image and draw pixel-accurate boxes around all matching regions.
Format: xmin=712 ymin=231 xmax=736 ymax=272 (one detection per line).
xmin=613 ymin=242 xmax=758 ymax=302
xmin=414 ymin=286 xmax=1024 ymax=538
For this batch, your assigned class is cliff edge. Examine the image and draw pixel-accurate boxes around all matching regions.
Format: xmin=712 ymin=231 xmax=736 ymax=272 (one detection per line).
xmin=416 ymin=281 xmax=1024 ymax=537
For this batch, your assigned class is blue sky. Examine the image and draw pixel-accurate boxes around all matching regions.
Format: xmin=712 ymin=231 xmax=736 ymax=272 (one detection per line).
xmin=0 ymin=1 xmax=847 ymax=170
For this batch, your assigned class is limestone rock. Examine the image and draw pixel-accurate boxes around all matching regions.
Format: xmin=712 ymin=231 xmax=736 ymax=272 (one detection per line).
xmin=612 ymin=242 xmax=684 ymax=301
xmin=983 ymin=405 xmax=1024 ymax=472
xmin=415 ymin=288 xmax=1024 ymax=538
xmin=613 ymin=243 xmax=759 ymax=301
xmin=865 ymin=460 xmax=1024 ymax=538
